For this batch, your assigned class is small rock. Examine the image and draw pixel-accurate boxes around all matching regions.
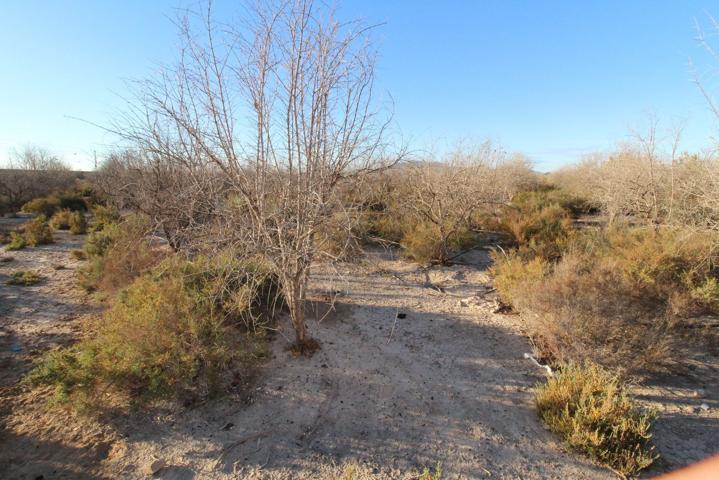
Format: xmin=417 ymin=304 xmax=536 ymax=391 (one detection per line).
xmin=396 ymin=313 xmax=406 ymax=319
xmin=691 ymin=389 xmax=706 ymax=398
xmin=699 ymin=403 xmax=710 ymax=412
xmin=221 ymin=422 xmax=234 ymax=431
xmin=321 ymin=363 xmax=328 ymax=368
xmin=148 ymin=459 xmax=166 ymax=475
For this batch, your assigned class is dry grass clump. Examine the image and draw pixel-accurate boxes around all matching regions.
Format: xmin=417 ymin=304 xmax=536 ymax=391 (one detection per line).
xmin=78 ymin=214 xmax=164 ymax=292
xmin=338 ymin=461 xmax=442 ymax=480
xmin=493 ymin=227 xmax=718 ymax=373
xmin=7 ymin=270 xmax=42 ymax=286
xmin=23 ymin=215 xmax=54 ymax=246
xmin=26 ymin=254 xmax=281 ymax=406
xmin=535 ymin=363 xmax=657 ymax=477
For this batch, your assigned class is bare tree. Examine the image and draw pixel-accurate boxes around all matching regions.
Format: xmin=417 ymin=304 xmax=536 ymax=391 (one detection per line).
xmin=0 ymin=146 xmax=71 ymax=212
xmin=400 ymin=142 xmax=528 ymax=264
xmin=117 ymin=0 xmax=401 ymax=348
xmin=96 ymin=150 xmax=223 ymax=250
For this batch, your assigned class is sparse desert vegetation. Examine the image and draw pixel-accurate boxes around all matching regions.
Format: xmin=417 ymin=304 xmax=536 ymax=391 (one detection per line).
xmin=1 ymin=1 xmax=718 ymax=479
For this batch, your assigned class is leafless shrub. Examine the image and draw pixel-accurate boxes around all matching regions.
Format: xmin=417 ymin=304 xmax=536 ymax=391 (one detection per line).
xmin=0 ymin=146 xmax=73 ymax=213
xmin=397 ymin=143 xmax=533 ymax=263
xmin=96 ymin=150 xmax=222 ymax=250
xmin=113 ymin=0 xmax=403 ymax=348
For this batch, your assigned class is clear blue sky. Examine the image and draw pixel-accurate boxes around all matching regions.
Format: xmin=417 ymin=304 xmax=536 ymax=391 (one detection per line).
xmin=2 ymin=0 xmax=719 ymax=171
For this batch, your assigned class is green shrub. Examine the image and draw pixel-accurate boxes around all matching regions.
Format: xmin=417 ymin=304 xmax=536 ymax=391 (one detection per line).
xmin=23 ymin=215 xmax=54 ymax=246
xmin=56 ymin=191 xmax=87 ymax=212
xmin=22 ymin=196 xmax=61 ymax=217
xmin=90 ymin=204 xmax=120 ymax=232
xmin=603 ymin=228 xmax=719 ymax=316
xmin=512 ymin=188 xmax=594 ymax=218
xmin=79 ymin=214 xmax=162 ymax=292
xmin=5 ymin=232 xmax=27 ymax=251
xmin=21 ymin=191 xmax=86 ymax=218
xmin=536 ymin=363 xmax=657 ymax=476
xmin=401 ymin=222 xmax=476 ymax=264
xmin=418 ymin=464 xmax=442 ymax=480
xmin=50 ymin=209 xmax=73 ymax=230
xmin=490 ymin=250 xmax=548 ymax=304
xmin=69 ymin=211 xmax=87 ymax=235
xmin=26 ymin=254 xmax=281 ymax=406
xmin=7 ymin=270 xmax=42 ymax=286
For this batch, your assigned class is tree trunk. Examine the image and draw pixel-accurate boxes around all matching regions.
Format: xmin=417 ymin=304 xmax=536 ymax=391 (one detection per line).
xmin=285 ymin=274 xmax=307 ymax=345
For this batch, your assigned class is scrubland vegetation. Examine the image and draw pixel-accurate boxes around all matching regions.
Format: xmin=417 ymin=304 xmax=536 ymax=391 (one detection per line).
xmin=2 ymin=1 xmax=718 ymax=478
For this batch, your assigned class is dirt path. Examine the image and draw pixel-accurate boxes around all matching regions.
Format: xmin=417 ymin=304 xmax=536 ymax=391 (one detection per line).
xmin=0 ymin=234 xmax=717 ymax=479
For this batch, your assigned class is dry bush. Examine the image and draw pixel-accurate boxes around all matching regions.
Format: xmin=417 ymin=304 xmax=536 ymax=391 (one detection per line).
xmin=23 ymin=215 xmax=54 ymax=246
xmin=26 ymin=254 xmax=279 ymax=406
xmin=536 ymin=363 xmax=657 ymax=477
xmin=395 ymin=143 xmax=533 ymax=263
xmin=493 ymin=226 xmax=718 ymax=373
xmin=96 ymin=150 xmax=220 ymax=250
xmin=79 ymin=214 xmax=164 ymax=292
xmin=500 ymin=250 xmax=676 ymax=373
xmin=498 ymin=189 xmax=575 ymax=260
xmin=50 ymin=209 xmax=72 ymax=230
xmin=401 ymin=221 xmax=475 ymax=263
xmin=0 ymin=146 xmax=73 ymax=213
xmin=491 ymin=251 xmax=548 ymax=303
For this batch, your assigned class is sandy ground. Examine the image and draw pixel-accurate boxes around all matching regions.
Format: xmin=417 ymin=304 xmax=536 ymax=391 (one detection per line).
xmin=0 ymin=228 xmax=717 ymax=479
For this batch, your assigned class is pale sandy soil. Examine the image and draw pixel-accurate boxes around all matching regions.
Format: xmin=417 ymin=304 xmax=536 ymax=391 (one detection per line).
xmin=0 ymin=228 xmax=717 ymax=479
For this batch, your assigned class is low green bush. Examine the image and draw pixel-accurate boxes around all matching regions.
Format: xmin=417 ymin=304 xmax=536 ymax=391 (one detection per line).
xmin=5 ymin=232 xmax=27 ymax=251
xmin=56 ymin=191 xmax=87 ymax=212
xmin=536 ymin=363 xmax=657 ymax=477
xmin=26 ymin=254 xmax=281 ymax=406
xmin=78 ymin=214 xmax=162 ymax=292
xmin=22 ymin=191 xmax=87 ymax=218
xmin=90 ymin=204 xmax=120 ymax=232
xmin=7 ymin=270 xmax=42 ymax=286
xmin=23 ymin=215 xmax=54 ymax=246
xmin=22 ymin=196 xmax=61 ymax=217
xmin=69 ymin=211 xmax=87 ymax=235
